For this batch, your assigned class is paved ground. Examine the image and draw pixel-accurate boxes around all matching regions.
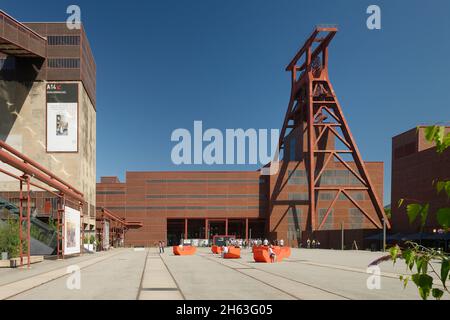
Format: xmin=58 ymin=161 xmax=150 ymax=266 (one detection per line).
xmin=0 ymin=247 xmax=447 ymax=300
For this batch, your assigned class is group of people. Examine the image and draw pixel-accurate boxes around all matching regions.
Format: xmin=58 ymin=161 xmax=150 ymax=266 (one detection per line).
xmin=157 ymin=240 xmax=166 ymax=253
xmin=249 ymin=238 xmax=285 ymax=247
xmin=306 ymin=238 xmax=320 ymax=249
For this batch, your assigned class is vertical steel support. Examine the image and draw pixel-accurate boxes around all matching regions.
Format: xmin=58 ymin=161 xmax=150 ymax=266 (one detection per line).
xmin=80 ymin=202 xmax=84 ymax=255
xmin=184 ymin=218 xmax=188 ymax=240
xmin=306 ymin=45 xmax=316 ymax=232
xmin=383 ymin=218 xmax=386 ymax=252
xmin=19 ymin=178 xmax=23 ymax=267
xmin=245 ymin=218 xmax=249 ymax=242
xmin=26 ymin=176 xmax=31 ymax=268
xmin=225 ymin=218 xmax=228 ymax=236
xmin=205 ymin=219 xmax=208 ymax=240
xmin=341 ymin=221 xmax=344 ymax=250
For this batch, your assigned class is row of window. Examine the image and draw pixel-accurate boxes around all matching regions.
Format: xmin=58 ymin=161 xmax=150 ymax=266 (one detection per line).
xmin=287 ymin=169 xmax=363 ymax=186
xmin=100 ymin=205 xmax=262 ymax=211
xmin=287 ymin=192 xmax=365 ymax=201
xmin=47 ymin=58 xmax=80 ymax=69
xmin=48 ymin=35 xmax=80 ymax=46
xmin=97 ymin=191 xmax=125 ymax=195
xmin=146 ymin=194 xmax=266 ymax=199
xmin=287 ymin=207 xmax=365 ymax=230
xmin=146 ymin=179 xmax=264 ymax=184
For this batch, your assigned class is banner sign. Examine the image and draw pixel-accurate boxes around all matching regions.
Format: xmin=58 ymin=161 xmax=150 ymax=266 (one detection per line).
xmin=64 ymin=206 xmax=81 ymax=255
xmin=46 ymin=83 xmax=78 ymax=152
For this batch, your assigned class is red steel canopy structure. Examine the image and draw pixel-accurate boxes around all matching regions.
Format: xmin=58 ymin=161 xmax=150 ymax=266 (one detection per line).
xmin=279 ymin=25 xmax=390 ymax=232
xmin=0 ymin=140 xmax=85 ymax=267
xmin=97 ymin=207 xmax=143 ymax=250
xmin=0 ymin=10 xmax=47 ymax=58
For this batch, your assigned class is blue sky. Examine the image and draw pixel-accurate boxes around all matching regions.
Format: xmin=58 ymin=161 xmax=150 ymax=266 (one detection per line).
xmin=3 ymin=0 xmax=450 ymax=204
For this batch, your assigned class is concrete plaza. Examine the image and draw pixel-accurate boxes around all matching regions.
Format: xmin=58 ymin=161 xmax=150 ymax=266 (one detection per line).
xmin=0 ymin=247 xmax=446 ymax=300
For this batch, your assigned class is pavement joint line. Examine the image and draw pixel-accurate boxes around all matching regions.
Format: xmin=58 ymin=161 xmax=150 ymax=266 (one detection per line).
xmin=0 ymin=251 xmax=113 ymax=287
xmin=198 ymin=253 xmax=302 ymax=300
xmin=136 ymin=248 xmax=151 ymax=300
xmin=159 ymin=253 xmax=186 ymax=300
xmin=0 ymin=249 xmax=126 ymax=300
xmin=141 ymin=288 xmax=179 ymax=291
xmin=202 ymin=253 xmax=352 ymax=300
xmin=294 ymin=260 xmax=447 ymax=290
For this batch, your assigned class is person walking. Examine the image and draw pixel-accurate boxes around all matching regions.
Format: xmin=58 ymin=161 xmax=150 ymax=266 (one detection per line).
xmin=161 ymin=240 xmax=165 ymax=253
xmin=279 ymin=239 xmax=284 ymax=247
xmin=307 ymin=238 xmax=311 ymax=249
xmin=268 ymin=245 xmax=276 ymax=263
xmin=158 ymin=241 xmax=163 ymax=254
xmin=312 ymin=239 xmax=316 ymax=249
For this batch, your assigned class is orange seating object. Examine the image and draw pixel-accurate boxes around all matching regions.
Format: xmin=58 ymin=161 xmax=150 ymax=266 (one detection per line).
xmin=173 ymin=245 xmax=196 ymax=256
xmin=253 ymin=245 xmax=290 ymax=263
xmin=211 ymin=245 xmax=223 ymax=254
xmin=223 ymin=246 xmax=240 ymax=259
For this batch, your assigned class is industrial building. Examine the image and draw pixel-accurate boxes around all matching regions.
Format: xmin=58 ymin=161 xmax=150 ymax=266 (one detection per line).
xmin=97 ymin=26 xmax=388 ymax=249
xmin=391 ymin=126 xmax=450 ymax=235
xmin=0 ymin=10 xmax=96 ymax=247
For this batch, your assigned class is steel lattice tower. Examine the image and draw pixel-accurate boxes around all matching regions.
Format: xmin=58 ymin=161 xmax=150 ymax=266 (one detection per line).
xmin=277 ymin=26 xmax=390 ymax=233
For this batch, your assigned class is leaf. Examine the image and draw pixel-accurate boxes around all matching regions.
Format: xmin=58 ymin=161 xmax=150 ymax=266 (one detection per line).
xmin=389 ymin=245 xmax=400 ymax=264
xmin=432 ymin=288 xmax=444 ymax=300
xmin=424 ymin=126 xmax=439 ymax=142
xmin=402 ymin=249 xmax=415 ymax=271
xmin=420 ymin=204 xmax=429 ymax=227
xmin=411 ymin=274 xmax=433 ymax=300
xmin=384 ymin=208 xmax=392 ymax=219
xmin=406 ymin=204 xmax=422 ymax=224
xmin=445 ymin=181 xmax=450 ymax=199
xmin=436 ymin=208 xmax=450 ymax=229
xmin=436 ymin=181 xmax=446 ymax=194
xmin=441 ymin=258 xmax=449 ymax=289
xmin=403 ymin=277 xmax=409 ymax=289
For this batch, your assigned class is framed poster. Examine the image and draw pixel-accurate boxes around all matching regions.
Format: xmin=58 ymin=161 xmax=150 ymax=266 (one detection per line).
xmin=64 ymin=206 xmax=81 ymax=255
xmin=46 ymin=83 xmax=78 ymax=152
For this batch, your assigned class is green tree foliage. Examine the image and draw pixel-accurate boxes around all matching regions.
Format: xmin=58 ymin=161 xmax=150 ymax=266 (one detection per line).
xmin=0 ymin=219 xmax=27 ymax=258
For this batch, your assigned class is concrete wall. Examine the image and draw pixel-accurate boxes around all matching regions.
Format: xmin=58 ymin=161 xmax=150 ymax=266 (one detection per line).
xmin=0 ymin=79 xmax=96 ymax=228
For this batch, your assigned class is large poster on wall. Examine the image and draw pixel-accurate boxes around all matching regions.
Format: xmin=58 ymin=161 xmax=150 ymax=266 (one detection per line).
xmin=46 ymin=83 xmax=78 ymax=152
xmin=64 ymin=206 xmax=81 ymax=255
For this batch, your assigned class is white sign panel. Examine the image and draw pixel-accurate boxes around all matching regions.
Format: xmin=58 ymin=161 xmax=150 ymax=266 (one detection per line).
xmin=64 ymin=206 xmax=81 ymax=255
xmin=46 ymin=83 xmax=78 ymax=152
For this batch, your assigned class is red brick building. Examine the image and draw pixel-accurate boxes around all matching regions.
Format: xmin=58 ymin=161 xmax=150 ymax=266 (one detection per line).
xmin=96 ymin=156 xmax=383 ymax=249
xmin=391 ymin=126 xmax=450 ymax=233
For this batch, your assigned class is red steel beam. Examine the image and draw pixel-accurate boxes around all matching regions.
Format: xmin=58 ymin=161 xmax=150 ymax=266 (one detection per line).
xmin=0 ymin=148 xmax=84 ymax=203
xmin=0 ymin=140 xmax=83 ymax=197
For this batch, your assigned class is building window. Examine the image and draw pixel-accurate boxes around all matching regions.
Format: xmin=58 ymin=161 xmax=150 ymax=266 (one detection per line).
xmin=348 ymin=208 xmax=364 ymax=229
xmin=47 ymin=58 xmax=80 ymax=69
xmin=287 ymin=170 xmax=307 ymax=185
xmin=288 ymin=193 xmax=308 ymax=201
xmin=96 ymin=191 xmax=125 ymax=195
xmin=48 ymin=35 xmax=80 ymax=46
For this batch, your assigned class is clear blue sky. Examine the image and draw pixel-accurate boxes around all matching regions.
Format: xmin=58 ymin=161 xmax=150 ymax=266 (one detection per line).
xmin=3 ymin=0 xmax=450 ymax=204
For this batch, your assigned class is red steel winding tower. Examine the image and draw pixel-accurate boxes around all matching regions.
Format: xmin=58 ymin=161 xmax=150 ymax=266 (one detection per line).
xmin=276 ymin=25 xmax=390 ymax=236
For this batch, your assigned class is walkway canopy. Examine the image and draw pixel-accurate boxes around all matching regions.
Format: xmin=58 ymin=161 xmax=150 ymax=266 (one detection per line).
xmin=0 ymin=10 xmax=46 ymax=58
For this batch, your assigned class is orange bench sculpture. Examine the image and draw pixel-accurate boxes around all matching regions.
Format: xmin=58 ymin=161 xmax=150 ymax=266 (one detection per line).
xmin=211 ymin=245 xmax=223 ymax=254
xmin=252 ymin=246 xmax=291 ymax=263
xmin=223 ymin=246 xmax=240 ymax=259
xmin=173 ymin=245 xmax=196 ymax=256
